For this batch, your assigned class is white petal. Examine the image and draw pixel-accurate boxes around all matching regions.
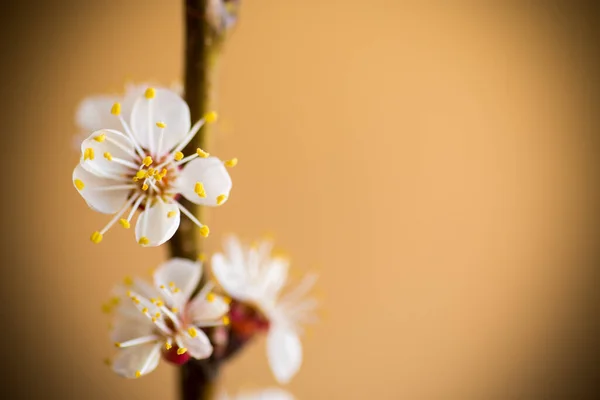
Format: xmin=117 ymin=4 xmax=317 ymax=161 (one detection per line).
xmin=266 ymin=325 xmax=303 ymax=384
xmin=135 ymin=201 xmax=180 ymax=247
xmin=80 ymin=129 xmax=136 ymax=177
xmin=112 ymin=342 xmax=161 ymax=379
xmin=211 ymin=253 xmax=251 ymax=301
xmin=76 ymin=96 xmax=123 ymax=133
xmin=247 ymin=389 xmax=296 ymax=400
xmin=110 ymin=316 xmax=155 ymax=343
xmin=153 ymin=258 xmax=202 ymax=307
xmin=179 ymin=330 xmax=213 ymax=360
xmin=188 ymin=293 xmax=229 ymax=324
xmin=178 ymin=157 xmax=232 ymax=206
xmin=130 ymin=88 xmax=190 ymax=155
xmin=73 ymin=164 xmax=130 ymax=214
xmin=223 ymin=235 xmax=245 ymax=268
xmin=259 ymin=257 xmax=290 ymax=303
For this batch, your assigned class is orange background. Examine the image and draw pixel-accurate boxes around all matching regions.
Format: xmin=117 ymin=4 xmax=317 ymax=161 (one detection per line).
xmin=2 ymin=1 xmax=599 ymax=399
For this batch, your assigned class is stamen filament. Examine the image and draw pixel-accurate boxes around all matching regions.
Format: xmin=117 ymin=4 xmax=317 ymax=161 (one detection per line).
xmin=117 ymin=115 xmax=146 ymax=159
xmin=106 ymin=155 xmax=139 ymax=169
xmin=115 ymin=335 xmax=158 ymax=348
xmin=90 ymin=184 xmax=137 ymax=192
xmin=105 ymin=136 xmax=139 ymax=160
xmin=125 ymin=195 xmax=145 ymax=223
xmin=175 ymin=201 xmax=205 ymax=229
xmin=171 ymin=118 xmax=205 ymax=155
xmin=98 ymin=194 xmax=140 ymax=235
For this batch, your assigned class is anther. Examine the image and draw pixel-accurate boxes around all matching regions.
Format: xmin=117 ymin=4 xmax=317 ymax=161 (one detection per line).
xmin=216 ymin=194 xmax=227 ymax=205
xmin=74 ymin=179 xmax=85 ymax=190
xmin=136 ymin=170 xmax=147 ymax=179
xmin=138 ymin=236 xmax=150 ymax=246
xmin=224 ymin=158 xmax=238 ymax=167
xmin=111 ymin=102 xmax=121 ymax=116
xmin=83 ymin=148 xmax=95 ymax=161
xmin=135 ymin=370 xmax=141 ymax=378
xmin=204 ymin=111 xmax=218 ymax=123
xmin=124 ymin=276 xmax=134 ymax=286
xmin=188 ymin=327 xmax=197 ymax=338
xmin=197 ymin=253 xmax=206 ymax=262
xmin=174 ymin=151 xmax=184 ymax=161
xmin=145 ymin=88 xmax=156 ymax=99
xmin=94 ymin=133 xmax=106 ymax=142
xmin=142 ymin=183 xmax=149 ymax=191
xmin=156 ymin=121 xmax=166 ymax=128
xmin=104 ymin=152 xmax=113 ymax=161
xmin=194 ymin=182 xmax=206 ymax=198
xmin=206 ymin=293 xmax=216 ymax=302
xmin=196 ymin=148 xmax=209 ymax=158
xmin=167 ymin=211 xmax=177 ymax=218
xmin=199 ymin=225 xmax=210 ymax=238
xmin=142 ymin=156 xmax=153 ymax=167
xmin=222 ymin=315 xmax=230 ymax=325
xmin=165 ymin=342 xmax=172 ymax=350
xmin=141 ymin=307 xmax=149 ymax=314
xmin=90 ymin=231 xmax=103 ymax=244
xmin=119 ymin=219 xmax=131 ymax=229
xmin=177 ymin=347 xmax=188 ymax=355
xmin=171 ymin=307 xmax=179 ymax=313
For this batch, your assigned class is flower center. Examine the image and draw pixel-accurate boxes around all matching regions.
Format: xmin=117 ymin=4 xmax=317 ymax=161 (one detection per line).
xmin=129 ymin=154 xmax=178 ymax=199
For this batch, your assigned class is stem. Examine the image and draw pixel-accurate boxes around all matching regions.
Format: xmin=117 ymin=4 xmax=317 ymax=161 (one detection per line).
xmin=172 ymin=0 xmax=220 ymax=399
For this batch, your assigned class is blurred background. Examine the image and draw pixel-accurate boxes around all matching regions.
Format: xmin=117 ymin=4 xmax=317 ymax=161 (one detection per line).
xmin=1 ymin=1 xmax=599 ymax=399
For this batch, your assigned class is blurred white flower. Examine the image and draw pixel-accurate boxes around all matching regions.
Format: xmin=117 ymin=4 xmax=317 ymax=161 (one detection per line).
xmin=73 ymin=86 xmax=237 ymax=247
xmin=108 ymin=258 xmax=229 ymax=378
xmin=212 ymin=236 xmax=318 ymax=383
xmin=218 ymin=388 xmax=295 ymax=400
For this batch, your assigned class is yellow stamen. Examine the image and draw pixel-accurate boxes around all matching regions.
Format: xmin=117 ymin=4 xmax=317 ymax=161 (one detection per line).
xmin=194 ymin=182 xmax=206 ymax=198
xmin=74 ymin=179 xmax=85 ymax=190
xmin=83 ymin=147 xmax=95 ymax=161
xmin=119 ymin=219 xmax=131 ymax=229
xmin=169 ymin=282 xmax=175 ymax=287
xmin=114 ymin=342 xmax=122 ymax=348
xmin=188 ymin=327 xmax=197 ymax=338
xmin=135 ymin=370 xmax=141 ymax=378
xmin=111 ymin=102 xmax=121 ymax=115
xmin=204 ymin=111 xmax=218 ymax=123
xmin=199 ymin=225 xmax=210 ymax=238
xmin=173 ymin=287 xmax=181 ymax=293
xmin=90 ymin=231 xmax=103 ymax=244
xmin=123 ymin=276 xmax=133 ymax=286
xmin=222 ymin=315 xmax=230 ymax=325
xmin=143 ymin=156 xmax=153 ymax=167
xmin=196 ymin=148 xmax=209 ymax=158
xmin=197 ymin=253 xmax=206 ymax=262
xmin=94 ymin=133 xmax=106 ymax=142
xmin=224 ymin=158 xmax=238 ymax=168
xmin=174 ymin=151 xmax=184 ymax=161
xmin=142 ymin=183 xmax=149 ymax=191
xmin=216 ymin=194 xmax=227 ymax=205
xmin=141 ymin=307 xmax=149 ymax=314
xmin=148 ymin=168 xmax=155 ymax=175
xmin=103 ymin=358 xmax=112 ymax=367
xmin=165 ymin=342 xmax=172 ymax=350
xmin=156 ymin=121 xmax=166 ymax=128
xmin=131 ymin=297 xmax=141 ymax=304
xmin=155 ymin=312 xmax=161 ymax=318
xmin=177 ymin=347 xmax=188 ymax=355
xmin=171 ymin=307 xmax=179 ymax=313
xmin=206 ymin=292 xmax=216 ymax=302
xmin=138 ymin=236 xmax=150 ymax=246
xmin=103 ymin=152 xmax=113 ymax=161
xmin=167 ymin=211 xmax=177 ymax=218
xmin=151 ymin=317 xmax=157 ymax=323
xmin=101 ymin=303 xmax=112 ymax=314
xmin=223 ymin=296 xmax=232 ymax=304
xmin=145 ymin=88 xmax=156 ymax=99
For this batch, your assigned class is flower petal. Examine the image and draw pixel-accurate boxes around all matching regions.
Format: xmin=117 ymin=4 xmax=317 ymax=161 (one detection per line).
xmin=188 ymin=292 xmax=229 ymax=325
xmin=179 ymin=330 xmax=213 ymax=360
xmin=258 ymin=257 xmax=290 ymax=304
xmin=153 ymin=258 xmax=202 ymax=307
xmin=211 ymin=252 xmax=251 ymax=301
xmin=110 ymin=315 xmax=155 ymax=343
xmin=80 ymin=129 xmax=136 ymax=177
xmin=248 ymin=389 xmax=296 ymax=400
xmin=130 ymin=88 xmax=190 ymax=156
xmin=266 ymin=325 xmax=303 ymax=384
xmin=135 ymin=201 xmax=180 ymax=247
xmin=76 ymin=96 xmax=123 ymax=133
xmin=178 ymin=157 xmax=232 ymax=206
xmin=112 ymin=342 xmax=161 ymax=379
xmin=73 ymin=164 xmax=130 ymax=214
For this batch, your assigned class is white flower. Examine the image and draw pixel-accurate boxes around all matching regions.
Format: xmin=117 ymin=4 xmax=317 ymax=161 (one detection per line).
xmin=108 ymin=258 xmax=230 ymax=378
xmin=211 ymin=236 xmax=318 ymax=383
xmin=218 ymin=388 xmax=295 ymax=400
xmin=73 ymin=86 xmax=237 ymax=246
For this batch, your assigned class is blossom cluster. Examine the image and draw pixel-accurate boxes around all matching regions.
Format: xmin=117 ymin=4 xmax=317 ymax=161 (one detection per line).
xmin=73 ymin=85 xmax=317 ymax=397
